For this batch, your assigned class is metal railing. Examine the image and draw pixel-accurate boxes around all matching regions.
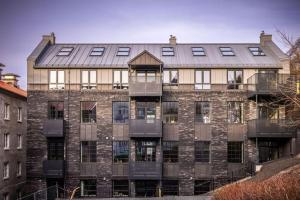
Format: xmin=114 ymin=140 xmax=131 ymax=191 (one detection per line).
xmin=129 ymin=119 xmax=162 ymax=137
xmin=129 ymin=161 xmax=162 ymax=179
xmin=129 ymin=76 xmax=162 ymax=96
xmin=247 ymin=119 xmax=296 ymax=138
xmin=43 ymin=119 xmax=64 ymax=137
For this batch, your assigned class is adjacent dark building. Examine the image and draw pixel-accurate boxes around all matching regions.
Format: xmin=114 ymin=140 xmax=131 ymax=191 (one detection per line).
xmin=26 ymin=32 xmax=299 ymax=198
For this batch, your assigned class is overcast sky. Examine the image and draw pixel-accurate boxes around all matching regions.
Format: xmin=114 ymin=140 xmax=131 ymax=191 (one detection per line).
xmin=0 ymin=0 xmax=299 ymax=89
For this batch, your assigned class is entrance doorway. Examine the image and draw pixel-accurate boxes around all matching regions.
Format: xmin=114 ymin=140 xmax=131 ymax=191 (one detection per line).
xmin=135 ymin=180 xmax=159 ymax=197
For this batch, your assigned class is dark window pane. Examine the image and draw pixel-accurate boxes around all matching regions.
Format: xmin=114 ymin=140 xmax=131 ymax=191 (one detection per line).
xmin=113 ymin=102 xmax=128 ymax=123
xmin=227 ymin=70 xmax=243 ymax=89
xmin=81 ymin=180 xmax=97 ymax=197
xmin=163 ymin=142 xmax=178 ymax=162
xmin=113 ymin=141 xmax=129 ymax=163
xmin=162 ymin=180 xmax=179 ymax=196
xmin=228 ymin=142 xmax=243 ymax=163
xmin=81 ymin=102 xmax=96 ymax=123
xmin=195 ymin=141 xmax=210 ymax=162
xmin=48 ymin=138 xmax=64 ymax=160
xmin=163 ymin=102 xmax=178 ymax=124
xmin=136 ymin=141 xmax=156 ymax=161
xmin=113 ymin=180 xmax=129 ymax=197
xmin=81 ymin=141 xmax=97 ymax=162
xmin=228 ymin=102 xmax=243 ymax=123
xmin=195 ymin=102 xmax=210 ymax=123
xmin=48 ymin=102 xmax=64 ymax=119
xmin=194 ymin=180 xmax=212 ymax=195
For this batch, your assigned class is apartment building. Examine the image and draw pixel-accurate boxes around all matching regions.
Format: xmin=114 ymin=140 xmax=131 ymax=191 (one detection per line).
xmin=26 ymin=32 xmax=299 ymax=198
xmin=0 ymin=69 xmax=27 ymax=200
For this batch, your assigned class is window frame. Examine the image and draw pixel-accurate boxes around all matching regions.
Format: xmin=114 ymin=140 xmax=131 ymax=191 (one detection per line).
xmin=219 ymin=47 xmax=235 ymax=56
xmin=162 ymin=180 xmax=179 ymax=196
xmin=192 ymin=47 xmax=206 ymax=56
xmin=90 ymin=47 xmax=105 ymax=56
xmin=163 ymin=102 xmax=178 ymax=124
xmin=163 ymin=70 xmax=178 ymax=85
xmin=81 ymin=141 xmax=97 ymax=163
xmin=195 ymin=101 xmax=211 ymax=124
xmin=113 ymin=70 xmax=129 ymax=89
xmin=113 ymin=141 xmax=129 ymax=163
xmin=80 ymin=102 xmax=97 ymax=123
xmin=248 ymin=47 xmax=265 ymax=56
xmin=116 ymin=47 xmax=130 ymax=56
xmin=4 ymin=133 xmax=10 ymax=150
xmin=3 ymin=193 xmax=9 ymax=200
xmin=49 ymin=70 xmax=65 ymax=90
xmin=4 ymin=103 xmax=10 ymax=120
xmin=80 ymin=179 xmax=97 ymax=197
xmin=57 ymin=47 xmax=74 ymax=56
xmin=195 ymin=70 xmax=211 ymax=90
xmin=17 ymin=107 xmax=22 ymax=122
xmin=227 ymin=69 xmax=243 ymax=89
xmin=3 ymin=162 xmax=9 ymax=179
xmin=17 ymin=162 xmax=22 ymax=177
xmin=195 ymin=141 xmax=210 ymax=163
xmin=48 ymin=101 xmax=64 ymax=120
xmin=17 ymin=135 xmax=22 ymax=149
xmin=47 ymin=138 xmax=65 ymax=160
xmin=81 ymin=70 xmax=97 ymax=90
xmin=113 ymin=180 xmax=129 ymax=197
xmin=162 ymin=47 xmax=175 ymax=56
xmin=227 ymin=101 xmax=244 ymax=124
xmin=163 ymin=141 xmax=179 ymax=163
xmin=228 ymin=142 xmax=244 ymax=163
xmin=112 ymin=101 xmax=129 ymax=124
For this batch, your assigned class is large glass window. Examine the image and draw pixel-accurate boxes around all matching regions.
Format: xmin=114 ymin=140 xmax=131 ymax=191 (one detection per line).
xmin=81 ymin=70 xmax=97 ymax=90
xmin=228 ymin=142 xmax=243 ymax=163
xmin=81 ymin=102 xmax=96 ymax=123
xmin=113 ymin=180 xmax=129 ymax=197
xmin=195 ymin=141 xmax=210 ymax=162
xmin=81 ymin=141 xmax=97 ymax=162
xmin=113 ymin=141 xmax=129 ymax=163
xmin=113 ymin=102 xmax=129 ymax=123
xmin=80 ymin=179 xmax=97 ymax=197
xmin=49 ymin=70 xmax=65 ymax=90
xmin=194 ymin=179 xmax=212 ymax=195
xmin=48 ymin=138 xmax=64 ymax=160
xmin=162 ymin=47 xmax=175 ymax=56
xmin=163 ymin=102 xmax=178 ymax=124
xmin=163 ymin=70 xmax=178 ymax=84
xmin=195 ymin=102 xmax=210 ymax=123
xmin=48 ymin=102 xmax=64 ymax=119
xmin=136 ymin=71 xmax=156 ymax=82
xmin=227 ymin=69 xmax=243 ymax=89
xmin=163 ymin=141 xmax=178 ymax=162
xmin=136 ymin=102 xmax=156 ymax=120
xmin=162 ymin=180 xmax=179 ymax=196
xmin=195 ymin=70 xmax=210 ymax=89
xmin=136 ymin=141 xmax=156 ymax=161
xmin=113 ymin=70 xmax=128 ymax=89
xmin=227 ymin=102 xmax=243 ymax=123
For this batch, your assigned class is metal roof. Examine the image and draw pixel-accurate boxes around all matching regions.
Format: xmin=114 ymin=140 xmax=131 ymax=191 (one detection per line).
xmin=34 ymin=41 xmax=287 ymax=68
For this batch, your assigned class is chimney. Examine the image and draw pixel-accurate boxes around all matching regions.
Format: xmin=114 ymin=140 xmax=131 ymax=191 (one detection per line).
xmin=169 ymin=35 xmax=177 ymax=45
xmin=43 ymin=32 xmax=56 ymax=44
xmin=0 ymin=63 xmax=5 ymax=80
xmin=1 ymin=73 xmax=20 ymax=88
xmin=260 ymin=31 xmax=272 ymax=47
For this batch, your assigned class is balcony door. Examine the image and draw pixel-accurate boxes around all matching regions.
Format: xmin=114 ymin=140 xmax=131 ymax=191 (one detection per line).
xmin=136 ymin=102 xmax=156 ymax=122
xmin=136 ymin=141 xmax=156 ymax=161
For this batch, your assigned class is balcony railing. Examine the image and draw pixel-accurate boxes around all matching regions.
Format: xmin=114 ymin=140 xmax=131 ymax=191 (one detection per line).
xmin=129 ymin=76 xmax=162 ymax=96
xmin=129 ymin=161 xmax=162 ymax=179
xmin=247 ymin=73 xmax=296 ymax=97
xmin=247 ymin=119 xmax=296 ymax=138
xmin=129 ymin=119 xmax=162 ymax=138
xmin=43 ymin=160 xmax=65 ymax=178
xmin=43 ymin=119 xmax=64 ymax=137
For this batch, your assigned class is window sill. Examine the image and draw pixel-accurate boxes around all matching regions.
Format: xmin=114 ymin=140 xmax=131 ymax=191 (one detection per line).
xmin=3 ymin=177 xmax=9 ymax=180
xmin=4 ymin=148 xmax=10 ymax=151
xmin=17 ymin=147 xmax=22 ymax=150
xmin=17 ymin=120 xmax=22 ymax=123
xmin=4 ymin=118 xmax=10 ymax=121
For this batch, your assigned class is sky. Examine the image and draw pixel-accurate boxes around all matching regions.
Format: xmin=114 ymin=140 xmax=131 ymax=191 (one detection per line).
xmin=0 ymin=0 xmax=299 ymax=89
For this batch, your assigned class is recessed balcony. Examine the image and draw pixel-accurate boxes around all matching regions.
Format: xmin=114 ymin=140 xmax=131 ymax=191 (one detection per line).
xmin=129 ymin=119 xmax=162 ymax=138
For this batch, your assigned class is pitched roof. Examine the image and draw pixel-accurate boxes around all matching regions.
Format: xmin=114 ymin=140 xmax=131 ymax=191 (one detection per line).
xmin=33 ymin=42 xmax=287 ymax=68
xmin=128 ymin=50 xmax=163 ymax=65
xmin=0 ymin=81 xmax=27 ymax=98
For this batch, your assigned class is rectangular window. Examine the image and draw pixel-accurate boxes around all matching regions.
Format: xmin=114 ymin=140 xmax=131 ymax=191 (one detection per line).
xmin=227 ymin=69 xmax=243 ymax=89
xmin=4 ymin=133 xmax=9 ymax=150
xmin=136 ymin=141 xmax=156 ymax=161
xmin=162 ymin=180 xmax=179 ymax=196
xmin=192 ymin=47 xmax=206 ymax=56
xmin=4 ymin=103 xmax=10 ymax=120
xmin=195 ymin=70 xmax=210 ymax=90
xmin=228 ymin=142 xmax=243 ymax=163
xmin=162 ymin=47 xmax=175 ymax=56
xmin=195 ymin=141 xmax=210 ymax=162
xmin=81 ymin=70 xmax=97 ymax=90
xmin=163 ymin=70 xmax=178 ymax=84
xmin=3 ymin=193 xmax=9 ymax=200
xmin=3 ymin=162 xmax=9 ymax=179
xmin=48 ymin=138 xmax=64 ymax=160
xmin=49 ymin=70 xmax=65 ymax=90
xmin=220 ymin=47 xmax=235 ymax=56
xmin=249 ymin=47 xmax=265 ymax=56
xmin=163 ymin=141 xmax=178 ymax=162
xmin=113 ymin=102 xmax=129 ymax=124
xmin=80 ymin=179 xmax=97 ymax=197
xmin=81 ymin=102 xmax=96 ymax=123
xmin=17 ymin=135 xmax=22 ymax=149
xmin=136 ymin=71 xmax=157 ymax=83
xmin=194 ymin=179 xmax=212 ymax=195
xmin=195 ymin=102 xmax=210 ymax=123
xmin=57 ymin=47 xmax=74 ymax=56
xmin=48 ymin=102 xmax=64 ymax=119
xmin=81 ymin=141 xmax=97 ymax=162
xmin=227 ymin=102 xmax=243 ymax=123
xmin=113 ymin=180 xmax=129 ymax=197
xmin=17 ymin=107 xmax=22 ymax=122
xmin=17 ymin=162 xmax=22 ymax=176
xmin=113 ymin=141 xmax=129 ymax=163
xmin=113 ymin=70 xmax=128 ymax=89
xmin=117 ymin=47 xmax=130 ymax=56
xmin=163 ymin=102 xmax=178 ymax=124
xmin=136 ymin=102 xmax=156 ymax=120
xmin=90 ymin=47 xmax=105 ymax=56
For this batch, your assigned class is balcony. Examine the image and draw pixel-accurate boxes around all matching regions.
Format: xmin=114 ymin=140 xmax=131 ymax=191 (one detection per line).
xmin=129 ymin=77 xmax=162 ymax=96
xmin=247 ymin=73 xmax=296 ymax=98
xmin=43 ymin=160 xmax=65 ymax=178
xmin=129 ymin=119 xmax=162 ymax=138
xmin=129 ymin=161 xmax=162 ymax=179
xmin=43 ymin=119 xmax=64 ymax=137
xmin=247 ymin=119 xmax=296 ymax=138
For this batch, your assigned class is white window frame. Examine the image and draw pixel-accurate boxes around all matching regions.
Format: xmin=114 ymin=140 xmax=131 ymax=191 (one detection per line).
xmin=163 ymin=70 xmax=178 ymax=84
xmin=4 ymin=133 xmax=10 ymax=150
xmin=195 ymin=70 xmax=211 ymax=90
xmin=49 ymin=70 xmax=65 ymax=90
xmin=17 ymin=162 xmax=22 ymax=177
xmin=3 ymin=162 xmax=9 ymax=179
xmin=113 ymin=70 xmax=128 ymax=89
xmin=4 ymin=103 xmax=10 ymax=120
xmin=81 ymin=70 xmax=97 ymax=90
xmin=17 ymin=107 xmax=22 ymax=122
xmin=17 ymin=135 xmax=22 ymax=149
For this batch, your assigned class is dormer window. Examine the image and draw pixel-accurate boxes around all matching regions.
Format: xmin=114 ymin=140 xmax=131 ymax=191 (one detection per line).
xmin=117 ymin=47 xmax=130 ymax=56
xmin=162 ymin=47 xmax=175 ymax=56
xmin=90 ymin=47 xmax=105 ymax=56
xmin=57 ymin=47 xmax=73 ymax=56
xmin=192 ymin=47 xmax=206 ymax=56
xmin=220 ymin=47 xmax=235 ymax=56
xmin=249 ymin=47 xmax=265 ymax=56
